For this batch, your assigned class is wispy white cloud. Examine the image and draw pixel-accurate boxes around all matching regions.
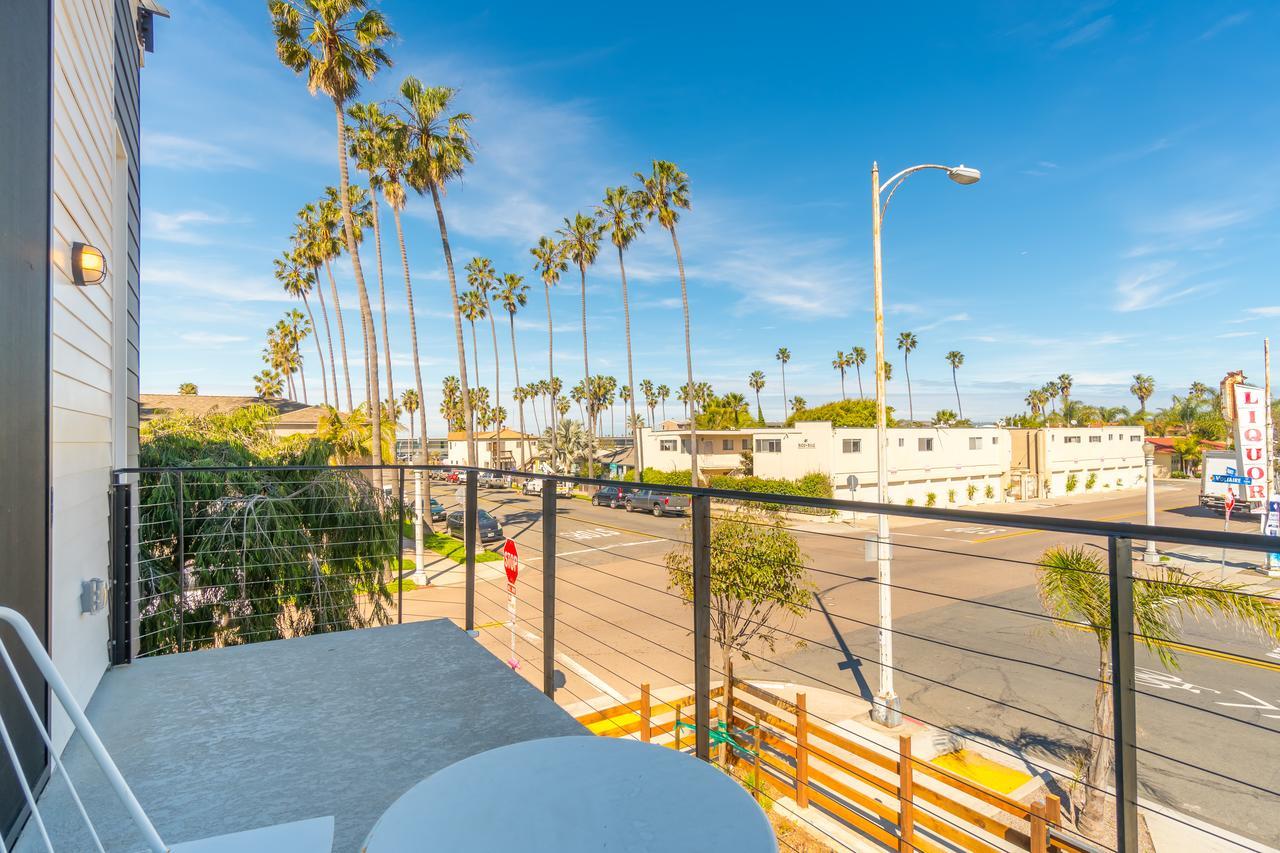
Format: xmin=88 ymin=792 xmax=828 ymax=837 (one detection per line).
xmin=1215 ymin=331 xmax=1254 ymax=339
xmin=1053 ymin=15 xmax=1113 ymax=50
xmin=1246 ymin=306 xmax=1280 ymax=317
xmin=142 ymin=133 xmax=255 ymax=171
xmin=143 ymin=258 xmax=293 ymax=304
xmin=144 ymin=209 xmax=239 ymax=244
xmin=1113 ymin=261 xmax=1213 ymax=312
xmin=180 ymin=331 xmax=247 ymax=346
xmin=915 ymin=312 xmax=971 ymax=332
xmin=1198 ymin=11 xmax=1250 ymax=40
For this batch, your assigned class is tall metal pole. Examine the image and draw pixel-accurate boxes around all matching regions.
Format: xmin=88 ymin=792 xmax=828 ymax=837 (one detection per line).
xmin=1143 ymin=447 xmax=1158 ymax=564
xmin=870 ymin=163 xmax=899 ymax=726
xmin=541 ymin=480 xmax=557 ymax=698
xmin=1108 ymin=536 xmax=1138 ymax=853
xmin=397 ymin=467 xmax=405 ymax=625
xmin=691 ymin=494 xmax=712 ymax=761
xmin=464 ymin=469 xmax=478 ymax=633
xmin=414 ymin=469 xmax=425 ymax=584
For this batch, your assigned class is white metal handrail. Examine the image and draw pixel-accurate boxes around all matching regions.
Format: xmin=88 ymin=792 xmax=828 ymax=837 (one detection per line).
xmin=0 ymin=606 xmax=166 ymax=853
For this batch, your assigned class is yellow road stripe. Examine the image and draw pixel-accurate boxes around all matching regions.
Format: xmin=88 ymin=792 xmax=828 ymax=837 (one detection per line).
xmin=971 ymin=505 xmax=1198 ymax=543
xmin=1057 ymin=620 xmax=1280 ymax=672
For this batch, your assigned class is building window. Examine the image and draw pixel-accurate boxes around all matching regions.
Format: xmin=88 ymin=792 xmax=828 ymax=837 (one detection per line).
xmin=968 ymin=437 xmax=982 ymax=450
xmin=1130 ymin=434 xmax=1142 ymax=442
xmin=755 ymin=439 xmax=781 ymax=453
xmin=918 ymin=438 xmax=934 ymax=452
xmin=1063 ymin=436 xmax=1081 ymax=444
xmin=842 ymin=438 xmax=862 ymax=453
xmin=659 ymin=439 xmax=677 ymax=452
xmin=992 ymin=436 xmax=998 ymax=444
xmin=722 ymin=439 xmax=734 ymax=451
xmin=1089 ymin=435 xmax=1102 ymax=443
xmin=898 ymin=438 xmax=905 ymax=447
xmin=741 ymin=439 xmax=750 ymax=450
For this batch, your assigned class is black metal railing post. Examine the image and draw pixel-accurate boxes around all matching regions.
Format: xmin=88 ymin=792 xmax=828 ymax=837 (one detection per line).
xmin=175 ymin=470 xmax=185 ymax=652
xmin=691 ymin=493 xmax=712 ymax=762
xmin=1108 ymin=536 xmax=1138 ymax=852
xmin=542 ymin=478 xmax=557 ymax=698
xmin=397 ymin=466 xmax=406 ymax=625
xmin=465 ymin=469 xmax=478 ymax=633
xmin=109 ymin=479 xmax=132 ymax=665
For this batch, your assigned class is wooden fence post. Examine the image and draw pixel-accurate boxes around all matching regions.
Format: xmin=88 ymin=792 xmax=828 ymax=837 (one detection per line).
xmin=1044 ymin=795 xmax=1060 ymax=852
xmin=674 ymin=705 xmax=682 ymax=752
xmin=1030 ymin=801 xmax=1047 ymax=853
xmin=898 ymin=735 xmax=915 ymax=853
xmin=795 ymin=692 xmax=810 ymax=808
xmin=640 ymin=683 xmax=651 ymax=743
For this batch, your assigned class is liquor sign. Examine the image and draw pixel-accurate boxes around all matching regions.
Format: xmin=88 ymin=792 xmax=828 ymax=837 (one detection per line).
xmin=1232 ymin=384 xmax=1270 ymax=503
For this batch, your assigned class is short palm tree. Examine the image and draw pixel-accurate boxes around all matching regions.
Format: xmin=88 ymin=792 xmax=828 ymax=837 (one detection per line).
xmin=397 ymin=76 xmax=476 ymax=465
xmin=640 ymin=379 xmax=656 ymax=427
xmin=178 ymin=382 xmax=198 ymax=396
xmin=557 ymin=213 xmax=605 ymax=477
xmin=254 ymin=370 xmax=283 ymax=399
xmin=311 ymin=192 xmax=355 ymax=410
xmin=896 ymin=331 xmax=918 ymax=423
xmin=1130 ymin=374 xmax=1155 ymax=415
xmin=466 ymin=257 xmax=502 ymax=440
xmin=657 ymin=384 xmax=671 ymax=421
xmin=832 ymin=351 xmax=850 ymax=400
xmin=530 ymin=236 xmax=568 ymax=443
xmin=270 ymin=0 xmax=392 ymax=474
xmin=293 ymin=204 xmax=341 ymax=408
xmin=775 ymin=347 xmax=791 ymax=420
xmin=274 ymin=249 xmax=329 ymax=406
xmin=791 ymin=395 xmax=806 ymax=413
xmin=459 ymin=289 xmax=487 ymax=433
xmin=634 ymin=160 xmax=698 ymax=484
xmin=1058 ymin=373 xmax=1074 ymax=413
xmin=497 ymin=272 xmax=530 ymax=468
xmin=598 ymin=185 xmax=645 ymax=473
xmin=851 ymin=346 xmax=867 ymax=399
xmin=721 ymin=392 xmax=749 ymax=428
xmin=748 ymin=370 xmax=766 ymax=424
xmin=284 ymin=308 xmax=312 ymax=403
xmin=1038 ymin=545 xmax=1280 ymax=834
xmin=400 ymin=388 xmax=419 ymax=446
xmin=946 ymin=350 xmax=965 ymax=419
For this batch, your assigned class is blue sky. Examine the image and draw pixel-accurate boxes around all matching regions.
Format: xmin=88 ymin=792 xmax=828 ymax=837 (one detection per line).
xmin=140 ymin=1 xmax=1280 ymax=432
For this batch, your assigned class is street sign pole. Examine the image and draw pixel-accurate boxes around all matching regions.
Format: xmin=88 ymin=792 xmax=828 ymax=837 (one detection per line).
xmin=1264 ymin=497 xmax=1280 ymax=578
xmin=1221 ymin=490 xmax=1235 ymax=581
xmin=503 ymin=539 xmax=520 ymax=668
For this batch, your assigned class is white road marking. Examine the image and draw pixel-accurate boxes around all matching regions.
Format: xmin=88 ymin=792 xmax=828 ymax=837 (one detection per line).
xmin=1267 ymin=647 xmax=1280 ymax=661
xmin=522 ymin=538 xmax=668 ymax=562
xmin=563 ymin=527 xmax=621 ymax=541
xmin=519 ymin=629 xmax=629 ymax=703
xmin=944 ymin=525 xmax=1009 ymax=536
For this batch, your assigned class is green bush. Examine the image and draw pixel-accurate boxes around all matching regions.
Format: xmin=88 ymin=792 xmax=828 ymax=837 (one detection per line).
xmin=966 ymin=483 xmax=977 ymax=501
xmin=925 ymin=492 xmax=937 ymax=507
xmin=947 ymin=488 xmax=957 ymax=504
xmin=905 ymin=497 xmax=916 ymax=506
xmin=1170 ymin=471 xmax=1190 ymax=479
xmin=1066 ymin=474 xmax=1078 ymax=493
xmin=707 ymin=472 xmax=833 ymax=515
xmin=1085 ymin=472 xmax=1097 ymax=491
xmin=984 ymin=484 xmax=995 ymax=499
xmin=641 ymin=468 xmax=693 ymax=487
xmin=788 ymin=398 xmax=894 ymax=428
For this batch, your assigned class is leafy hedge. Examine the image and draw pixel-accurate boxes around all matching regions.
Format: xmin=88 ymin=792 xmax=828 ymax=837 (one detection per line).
xmin=639 ymin=468 xmax=833 ymax=514
xmin=787 ymin=398 xmax=895 ymax=428
xmin=641 ymin=468 xmax=694 ymax=486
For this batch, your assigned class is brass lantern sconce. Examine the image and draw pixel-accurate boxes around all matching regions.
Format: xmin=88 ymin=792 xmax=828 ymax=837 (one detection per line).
xmin=71 ymin=242 xmax=107 ymax=286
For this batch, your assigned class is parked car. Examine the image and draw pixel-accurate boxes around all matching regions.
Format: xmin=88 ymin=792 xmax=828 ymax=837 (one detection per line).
xmin=591 ymin=485 xmax=636 ymax=509
xmin=445 ymin=469 xmax=462 ymax=484
xmin=430 ymin=498 xmax=446 ymax=521
xmin=446 ymin=509 xmax=504 ymax=542
xmin=523 ymin=478 xmax=573 ymax=497
xmin=478 ymin=471 xmax=511 ymax=489
xmin=625 ymin=488 xmax=691 ymax=517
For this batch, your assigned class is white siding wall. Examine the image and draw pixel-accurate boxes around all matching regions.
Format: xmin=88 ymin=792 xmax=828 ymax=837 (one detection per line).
xmin=1043 ymin=427 xmax=1146 ymax=496
xmin=638 ymin=428 xmax=753 ymax=474
xmin=49 ymin=0 xmax=131 ymax=747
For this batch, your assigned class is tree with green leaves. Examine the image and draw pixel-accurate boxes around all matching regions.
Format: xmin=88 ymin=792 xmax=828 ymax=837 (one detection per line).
xmin=775 ymin=347 xmax=792 ymax=421
xmin=851 ymin=346 xmax=867 ymax=399
xmin=748 ymin=370 xmax=766 ymax=424
xmin=557 ymin=213 xmax=605 ymax=476
xmin=791 ymin=398 xmax=891 ymax=428
xmin=269 ymin=0 xmax=392 ymax=477
xmin=497 ymin=272 xmax=530 ymax=467
xmin=791 ymin=396 xmax=806 ymax=413
xmin=1037 ymin=545 xmax=1280 ymax=834
xmin=598 ymin=185 xmax=646 ymax=473
xmin=657 ymin=384 xmax=671 ymax=421
xmin=896 ymin=331 xmax=918 ymax=423
xmin=400 ymin=387 xmax=420 ymax=444
xmin=398 ymin=76 xmax=475 ymax=465
xmin=832 ymin=351 xmax=850 ymax=400
xmin=292 ymin=204 xmax=340 ymax=408
xmin=666 ymin=507 xmax=813 ymax=759
xmin=459 ymin=288 xmax=487 ymax=427
xmin=466 ymin=257 xmax=502 ymax=440
xmin=531 ymin=237 xmax=568 ymax=447
xmin=933 ymin=408 xmax=957 ymax=426
xmin=1057 ymin=373 xmax=1074 ymax=413
xmin=178 ymin=383 xmax=198 ymax=396
xmin=275 ymin=249 xmax=329 ymax=406
xmin=253 ymin=370 xmax=283 ymax=399
xmin=1130 ymin=374 xmax=1155 ymax=415
xmin=946 ymin=350 xmax=965 ymax=419
xmin=634 ymin=160 xmax=699 ymax=484
xmin=640 ymin=378 xmax=656 ymax=428
xmin=538 ymin=418 xmax=595 ymax=475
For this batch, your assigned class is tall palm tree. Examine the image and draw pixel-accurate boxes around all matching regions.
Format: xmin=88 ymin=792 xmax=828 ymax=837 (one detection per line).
xmin=1045 ymin=380 xmax=1062 ymax=415
xmin=748 ymin=370 xmax=766 ymax=424
xmin=270 ymin=0 xmax=393 ymax=476
xmin=497 ymin=272 xmax=530 ymax=468
xmin=634 ymin=160 xmax=699 ymax=484
xmin=896 ymin=331 xmax=918 ymax=423
xmin=1038 ymin=545 xmax=1280 ymax=834
xmin=400 ymin=388 xmax=419 ymax=449
xmin=557 ymin=213 xmax=605 ymax=477
xmin=310 ymin=193 xmax=354 ymax=409
xmin=775 ymin=347 xmax=791 ymax=421
xmin=274 ymin=249 xmax=329 ymax=406
xmin=851 ymin=346 xmax=867 ymax=399
xmin=657 ymin=384 xmax=671 ymax=422
xmin=598 ymin=185 xmax=646 ymax=475
xmin=640 ymin=379 xmax=656 ymax=427
xmin=347 ymin=100 xmax=398 ymax=408
xmin=721 ymin=392 xmax=749 ymax=428
xmin=459 ymin=289 xmax=487 ymax=431
xmin=397 ymin=77 xmax=476 ymax=466
xmin=1057 ymin=373 xmax=1074 ymax=414
xmin=466 ymin=257 xmax=502 ymax=453
xmin=832 ymin=351 xmax=849 ymax=401
xmin=946 ymin=350 xmax=965 ymax=420
xmin=284 ymin=308 xmax=312 ymax=403
xmin=1131 ymin=373 xmax=1155 ymax=415
xmin=294 ymin=204 xmax=340 ymax=407
xmin=791 ymin=396 xmax=807 ymax=413
xmin=1189 ymin=381 xmax=1211 ymax=400
xmin=530 ymin=236 xmax=567 ymax=451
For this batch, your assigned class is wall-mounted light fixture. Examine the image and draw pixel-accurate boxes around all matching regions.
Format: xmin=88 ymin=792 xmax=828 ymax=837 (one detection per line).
xmin=71 ymin=242 xmax=107 ymax=286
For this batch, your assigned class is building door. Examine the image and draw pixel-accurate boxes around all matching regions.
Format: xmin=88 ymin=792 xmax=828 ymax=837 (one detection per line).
xmin=0 ymin=0 xmax=53 ymax=840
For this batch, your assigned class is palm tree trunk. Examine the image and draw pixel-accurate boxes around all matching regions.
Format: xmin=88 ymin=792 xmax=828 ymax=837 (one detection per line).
xmin=668 ymin=227 xmax=698 ymax=486
xmin=1081 ymin=643 xmax=1114 ymax=834
xmin=300 ymin=293 xmax=329 ymax=407
xmin=781 ymin=365 xmax=789 ymax=422
xmin=904 ymin=353 xmax=914 ymax=423
xmin=544 ymin=284 xmax=557 ymax=459
xmin=313 ymin=271 xmax=340 ymax=409
xmin=953 ymin=368 xmax=964 ymax=420
xmin=333 ymin=103 xmax=382 ymax=476
xmin=392 ymin=205 xmax=433 ymax=531
xmin=856 ymin=363 xmax=864 ymax=399
xmin=323 ymin=259 xmax=354 ymax=411
xmin=468 ymin=321 xmax=481 ymax=455
xmin=840 ymin=370 xmax=846 ymax=401
xmin=298 ymin=359 xmax=308 ymax=404
xmin=508 ymin=312 xmax=527 ymax=470
xmin=488 ymin=309 xmax=501 ymax=467
xmin=578 ymin=263 xmax=593 ymax=479
xmin=371 ymin=192 xmax=395 ymax=408
xmin=428 ymin=183 xmax=475 ymax=467
xmin=616 ymin=246 xmax=644 ymax=477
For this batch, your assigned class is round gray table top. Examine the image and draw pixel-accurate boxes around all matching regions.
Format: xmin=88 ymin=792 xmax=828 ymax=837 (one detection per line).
xmin=362 ymin=735 xmax=776 ymax=852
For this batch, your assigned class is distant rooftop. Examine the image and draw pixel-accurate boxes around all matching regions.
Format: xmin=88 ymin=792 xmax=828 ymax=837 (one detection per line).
xmin=139 ymin=394 xmax=331 ymax=427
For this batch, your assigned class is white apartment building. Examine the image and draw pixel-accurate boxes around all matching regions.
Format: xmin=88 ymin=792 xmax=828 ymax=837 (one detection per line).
xmin=639 ymin=427 xmax=755 ymax=480
xmin=752 ymin=422 xmax=1010 ymax=506
xmin=446 ymin=428 xmax=538 ymax=469
xmin=1007 ymin=426 xmax=1147 ymax=499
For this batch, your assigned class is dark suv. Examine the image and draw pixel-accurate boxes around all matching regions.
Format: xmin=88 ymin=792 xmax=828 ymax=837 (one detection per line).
xmin=590 ymin=484 xmax=636 ymax=509
xmin=446 ymin=509 xmax=504 ymax=542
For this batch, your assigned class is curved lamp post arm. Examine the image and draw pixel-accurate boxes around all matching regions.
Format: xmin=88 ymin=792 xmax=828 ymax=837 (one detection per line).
xmin=878 ymin=164 xmax=953 ymax=225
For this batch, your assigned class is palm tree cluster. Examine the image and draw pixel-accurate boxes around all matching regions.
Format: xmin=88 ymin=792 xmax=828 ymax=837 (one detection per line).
xmin=257 ymin=310 xmax=312 ymax=402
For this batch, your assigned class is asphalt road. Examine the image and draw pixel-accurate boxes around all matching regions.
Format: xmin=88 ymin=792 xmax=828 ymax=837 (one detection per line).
xmin=401 ymin=480 xmax=1280 ymax=848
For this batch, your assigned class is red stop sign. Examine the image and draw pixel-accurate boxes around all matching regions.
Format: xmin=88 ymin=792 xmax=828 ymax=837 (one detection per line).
xmin=1225 ymin=490 xmax=1236 ymax=518
xmin=503 ymin=539 xmax=519 ymax=585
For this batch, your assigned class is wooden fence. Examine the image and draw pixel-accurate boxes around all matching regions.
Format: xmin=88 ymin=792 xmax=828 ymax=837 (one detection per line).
xmin=576 ymin=680 xmax=1095 ymax=853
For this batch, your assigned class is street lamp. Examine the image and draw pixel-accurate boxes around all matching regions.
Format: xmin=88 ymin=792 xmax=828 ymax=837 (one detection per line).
xmin=1143 ymin=442 xmax=1159 ymax=564
xmin=869 ymin=162 xmax=980 ymax=727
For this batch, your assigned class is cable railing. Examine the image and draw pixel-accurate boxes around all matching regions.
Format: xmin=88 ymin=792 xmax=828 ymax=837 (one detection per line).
xmin=108 ymin=462 xmax=1280 ymax=853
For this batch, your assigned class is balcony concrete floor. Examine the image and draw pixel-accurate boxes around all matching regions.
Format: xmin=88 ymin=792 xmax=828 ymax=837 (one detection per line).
xmin=20 ymin=619 xmax=586 ymax=851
